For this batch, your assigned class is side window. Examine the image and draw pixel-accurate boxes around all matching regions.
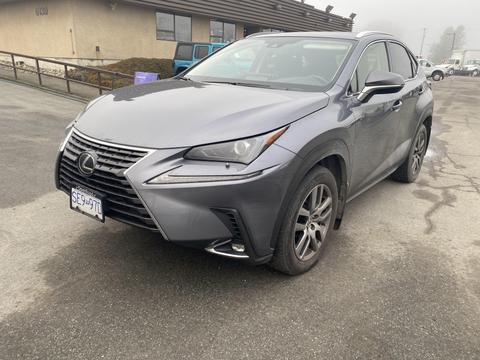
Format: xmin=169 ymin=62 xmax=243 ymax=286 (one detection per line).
xmin=194 ymin=46 xmax=209 ymax=60
xmin=175 ymin=44 xmax=193 ymax=61
xmin=350 ymin=42 xmax=389 ymax=93
xmin=389 ymin=43 xmax=414 ymax=79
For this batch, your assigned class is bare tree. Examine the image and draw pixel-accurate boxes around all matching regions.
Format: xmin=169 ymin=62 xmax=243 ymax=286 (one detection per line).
xmin=429 ymin=26 xmax=466 ymax=63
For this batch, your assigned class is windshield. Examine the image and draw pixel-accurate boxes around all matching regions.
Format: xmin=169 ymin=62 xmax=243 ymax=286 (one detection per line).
xmin=466 ymin=60 xmax=480 ymax=65
xmin=185 ymin=36 xmax=354 ymax=91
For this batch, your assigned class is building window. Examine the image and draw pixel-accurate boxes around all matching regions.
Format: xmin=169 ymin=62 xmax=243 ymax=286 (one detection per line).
xmin=210 ymin=20 xmax=236 ymax=43
xmin=156 ymin=12 xmax=191 ymax=42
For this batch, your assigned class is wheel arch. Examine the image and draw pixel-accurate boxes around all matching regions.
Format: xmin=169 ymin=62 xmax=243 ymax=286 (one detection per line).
xmin=269 ymin=141 xmax=350 ymax=250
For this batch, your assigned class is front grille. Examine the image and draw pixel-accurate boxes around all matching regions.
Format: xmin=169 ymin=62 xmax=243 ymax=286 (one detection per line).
xmin=58 ymin=130 xmax=158 ymax=232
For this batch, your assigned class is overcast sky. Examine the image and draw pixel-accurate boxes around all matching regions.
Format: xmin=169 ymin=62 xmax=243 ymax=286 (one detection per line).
xmin=306 ymin=0 xmax=480 ymax=56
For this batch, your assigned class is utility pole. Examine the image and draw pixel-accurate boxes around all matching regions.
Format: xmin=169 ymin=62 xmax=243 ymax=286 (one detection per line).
xmin=419 ymin=28 xmax=426 ymax=58
xmin=451 ymin=32 xmax=456 ymax=53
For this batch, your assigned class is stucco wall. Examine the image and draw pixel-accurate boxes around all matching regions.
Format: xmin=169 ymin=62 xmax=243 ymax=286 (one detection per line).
xmin=0 ymin=0 xmax=75 ymax=57
xmin=0 ymin=0 xmax=245 ymax=62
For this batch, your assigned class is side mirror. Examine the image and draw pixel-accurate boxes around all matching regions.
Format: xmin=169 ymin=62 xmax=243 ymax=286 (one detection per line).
xmin=357 ymin=70 xmax=405 ymax=102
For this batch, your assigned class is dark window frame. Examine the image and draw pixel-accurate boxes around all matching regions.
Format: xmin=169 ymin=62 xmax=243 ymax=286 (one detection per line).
xmin=348 ymin=41 xmax=390 ymax=95
xmin=156 ymin=11 xmax=192 ymax=42
xmin=386 ymin=41 xmax=417 ymax=80
xmin=210 ymin=20 xmax=236 ymax=43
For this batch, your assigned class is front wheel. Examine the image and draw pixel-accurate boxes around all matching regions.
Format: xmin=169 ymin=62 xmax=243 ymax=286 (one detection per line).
xmin=432 ymin=71 xmax=443 ymax=81
xmin=270 ymin=167 xmax=338 ymax=275
xmin=473 ymin=70 xmax=479 ymax=77
xmin=391 ymin=124 xmax=429 ymax=183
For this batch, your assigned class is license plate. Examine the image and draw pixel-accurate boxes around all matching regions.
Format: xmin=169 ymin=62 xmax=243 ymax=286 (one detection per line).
xmin=70 ymin=186 xmax=105 ymax=222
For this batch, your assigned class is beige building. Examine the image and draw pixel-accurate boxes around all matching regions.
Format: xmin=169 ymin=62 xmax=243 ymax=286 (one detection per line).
xmin=0 ymin=0 xmax=354 ymax=65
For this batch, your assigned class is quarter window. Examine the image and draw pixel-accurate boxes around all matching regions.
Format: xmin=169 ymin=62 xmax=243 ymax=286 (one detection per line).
xmin=210 ymin=20 xmax=236 ymax=43
xmin=156 ymin=12 xmax=191 ymax=42
xmin=389 ymin=42 xmax=414 ymax=79
xmin=350 ymin=42 xmax=389 ymax=94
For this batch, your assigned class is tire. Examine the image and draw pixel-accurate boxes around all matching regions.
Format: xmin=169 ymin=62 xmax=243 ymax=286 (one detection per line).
xmin=391 ymin=124 xmax=429 ymax=183
xmin=269 ymin=167 xmax=338 ymax=275
xmin=432 ymin=71 xmax=443 ymax=81
xmin=473 ymin=70 xmax=479 ymax=77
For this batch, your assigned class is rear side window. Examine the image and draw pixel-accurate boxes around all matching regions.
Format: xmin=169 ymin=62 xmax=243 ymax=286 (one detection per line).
xmin=389 ymin=43 xmax=414 ymax=79
xmin=194 ymin=46 xmax=209 ymax=59
xmin=175 ymin=44 xmax=193 ymax=60
xmin=350 ymin=42 xmax=389 ymax=93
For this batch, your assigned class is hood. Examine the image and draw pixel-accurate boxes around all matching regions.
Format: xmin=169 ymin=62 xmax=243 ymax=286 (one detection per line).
xmin=438 ymin=64 xmax=453 ymax=69
xmin=75 ymin=79 xmax=329 ymax=149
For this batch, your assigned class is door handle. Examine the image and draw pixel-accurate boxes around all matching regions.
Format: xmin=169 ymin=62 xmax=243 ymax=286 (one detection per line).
xmin=391 ymin=100 xmax=403 ymax=112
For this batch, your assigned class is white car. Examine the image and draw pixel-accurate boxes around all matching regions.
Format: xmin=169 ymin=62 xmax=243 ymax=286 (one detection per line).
xmin=418 ymin=58 xmax=446 ymax=81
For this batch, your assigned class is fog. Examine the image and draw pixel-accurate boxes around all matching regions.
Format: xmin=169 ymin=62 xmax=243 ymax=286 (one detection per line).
xmin=306 ymin=0 xmax=480 ymax=56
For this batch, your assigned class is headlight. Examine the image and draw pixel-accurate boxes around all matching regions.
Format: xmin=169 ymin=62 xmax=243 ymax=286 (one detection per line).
xmin=184 ymin=127 xmax=288 ymax=164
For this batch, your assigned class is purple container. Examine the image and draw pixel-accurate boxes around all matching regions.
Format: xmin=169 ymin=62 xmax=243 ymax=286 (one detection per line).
xmin=134 ymin=72 xmax=159 ymax=85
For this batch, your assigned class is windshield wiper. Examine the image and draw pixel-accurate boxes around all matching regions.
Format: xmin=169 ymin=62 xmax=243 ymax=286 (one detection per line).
xmin=203 ymin=80 xmax=273 ymax=89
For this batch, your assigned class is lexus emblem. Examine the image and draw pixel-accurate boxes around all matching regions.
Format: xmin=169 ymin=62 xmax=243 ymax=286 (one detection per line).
xmin=77 ymin=151 xmax=97 ymax=176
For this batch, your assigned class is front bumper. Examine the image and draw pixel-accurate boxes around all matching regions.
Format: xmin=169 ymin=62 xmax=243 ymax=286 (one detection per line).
xmin=56 ymin=129 xmax=300 ymax=263
xmin=125 ymin=144 xmax=299 ymax=263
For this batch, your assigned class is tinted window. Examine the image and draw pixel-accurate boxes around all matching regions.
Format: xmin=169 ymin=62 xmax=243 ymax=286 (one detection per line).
xmin=175 ymin=44 xmax=193 ymax=60
xmin=389 ymin=43 xmax=413 ymax=79
xmin=351 ymin=42 xmax=389 ymax=93
xmin=210 ymin=21 xmax=224 ymax=43
xmin=194 ymin=46 xmax=209 ymax=59
xmin=210 ymin=21 xmax=236 ymax=43
xmin=156 ymin=12 xmax=191 ymax=41
xmin=174 ymin=15 xmax=191 ymax=42
xmin=224 ymin=23 xmax=236 ymax=43
xmin=156 ymin=12 xmax=174 ymax=40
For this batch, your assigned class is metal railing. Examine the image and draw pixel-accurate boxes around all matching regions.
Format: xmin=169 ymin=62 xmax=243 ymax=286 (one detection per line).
xmin=0 ymin=50 xmax=134 ymax=95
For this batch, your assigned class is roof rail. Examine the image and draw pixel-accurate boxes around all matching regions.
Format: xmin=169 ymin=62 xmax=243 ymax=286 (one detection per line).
xmin=246 ymin=32 xmax=279 ymax=38
xmin=356 ymin=31 xmax=393 ymax=38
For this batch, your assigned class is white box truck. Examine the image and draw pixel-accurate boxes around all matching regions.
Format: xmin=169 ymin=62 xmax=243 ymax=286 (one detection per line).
xmin=440 ymin=50 xmax=480 ymax=76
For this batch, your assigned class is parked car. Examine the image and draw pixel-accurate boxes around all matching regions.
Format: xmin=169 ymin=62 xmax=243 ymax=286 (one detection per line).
xmin=172 ymin=42 xmax=225 ymax=75
xmin=418 ymin=58 xmax=446 ymax=81
xmin=56 ymin=31 xmax=433 ymax=275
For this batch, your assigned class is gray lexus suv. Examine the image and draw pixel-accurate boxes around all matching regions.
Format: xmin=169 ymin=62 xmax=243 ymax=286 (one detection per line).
xmin=56 ymin=31 xmax=433 ymax=275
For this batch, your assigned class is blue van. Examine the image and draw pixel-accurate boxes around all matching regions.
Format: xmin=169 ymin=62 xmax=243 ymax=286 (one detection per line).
xmin=172 ymin=42 xmax=225 ymax=75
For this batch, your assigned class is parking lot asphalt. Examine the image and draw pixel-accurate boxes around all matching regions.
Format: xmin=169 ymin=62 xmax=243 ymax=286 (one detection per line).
xmin=0 ymin=78 xmax=479 ymax=360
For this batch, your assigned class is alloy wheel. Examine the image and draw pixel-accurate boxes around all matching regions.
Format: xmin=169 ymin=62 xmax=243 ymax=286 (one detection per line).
xmin=293 ymin=184 xmax=333 ymax=261
xmin=412 ymin=128 xmax=427 ymax=176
